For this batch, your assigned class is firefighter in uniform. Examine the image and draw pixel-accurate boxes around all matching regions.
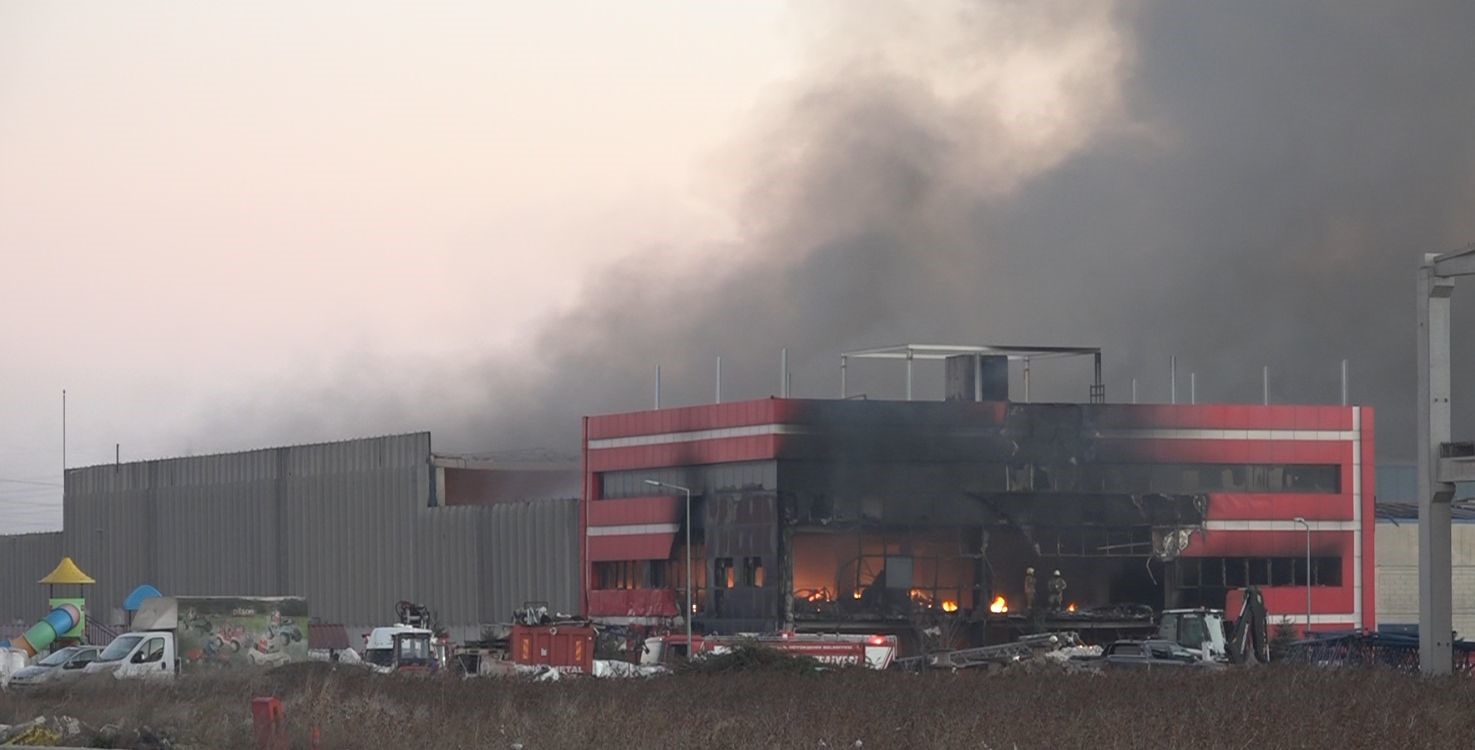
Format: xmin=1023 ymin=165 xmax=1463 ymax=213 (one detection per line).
xmin=1047 ymin=570 xmax=1067 ymax=611
xmin=1023 ymin=567 xmax=1037 ymax=611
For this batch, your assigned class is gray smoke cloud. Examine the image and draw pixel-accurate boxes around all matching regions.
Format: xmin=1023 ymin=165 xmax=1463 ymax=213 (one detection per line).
xmin=196 ymin=1 xmax=1475 ymax=463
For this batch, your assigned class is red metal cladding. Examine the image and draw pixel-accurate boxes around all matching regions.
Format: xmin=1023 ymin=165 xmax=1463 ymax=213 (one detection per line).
xmin=1205 ymin=494 xmax=1354 ymax=522
xmin=588 ymin=534 xmax=677 ymax=562
xmin=1093 ymin=439 xmax=1350 ymax=465
xmin=1092 ymin=404 xmax=1352 ymax=431
xmin=1183 ymin=529 xmax=1353 ymax=558
xmin=586 ymin=435 xmax=781 ymax=472
xmin=1225 ymin=587 xmax=1356 ymax=624
xmin=587 ymin=589 xmax=680 ymax=618
xmin=587 ymin=496 xmax=681 ymax=526
xmin=587 ymin=399 xmax=787 ymax=440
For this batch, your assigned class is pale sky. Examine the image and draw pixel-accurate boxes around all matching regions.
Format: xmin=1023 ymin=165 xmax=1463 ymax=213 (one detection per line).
xmin=9 ymin=3 xmax=1471 ymax=532
xmin=1 ymin=1 xmax=798 ymax=530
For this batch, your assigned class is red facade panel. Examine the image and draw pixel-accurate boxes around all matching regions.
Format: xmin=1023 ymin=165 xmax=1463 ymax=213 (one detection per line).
xmin=588 ymin=534 xmax=676 ymax=562
xmin=1183 ymin=529 xmax=1352 ymax=558
xmin=1226 ymin=587 xmax=1356 ymax=626
xmin=1206 ymin=493 xmax=1354 ymax=522
xmin=587 ymin=399 xmax=786 ymax=440
xmin=587 ymin=496 xmax=681 ymax=526
xmin=587 ymin=435 xmax=781 ymax=472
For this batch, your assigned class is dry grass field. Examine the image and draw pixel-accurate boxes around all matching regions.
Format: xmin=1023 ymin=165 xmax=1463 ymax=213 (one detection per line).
xmin=3 ymin=662 xmax=1473 ymax=749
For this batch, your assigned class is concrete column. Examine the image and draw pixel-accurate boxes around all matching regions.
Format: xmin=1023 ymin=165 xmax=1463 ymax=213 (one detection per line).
xmin=1418 ymin=260 xmax=1455 ymax=674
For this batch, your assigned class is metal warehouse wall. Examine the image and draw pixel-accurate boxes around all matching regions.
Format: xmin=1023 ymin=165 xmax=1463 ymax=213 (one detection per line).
xmin=0 ymin=532 xmax=63 ymax=626
xmin=57 ymin=433 xmax=578 ymax=642
xmin=1376 ymin=520 xmax=1475 ymax=637
xmin=478 ymin=498 xmax=580 ymax=624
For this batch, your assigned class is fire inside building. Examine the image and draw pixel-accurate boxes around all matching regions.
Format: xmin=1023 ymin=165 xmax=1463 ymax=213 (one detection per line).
xmin=581 ymin=345 xmax=1374 ymax=649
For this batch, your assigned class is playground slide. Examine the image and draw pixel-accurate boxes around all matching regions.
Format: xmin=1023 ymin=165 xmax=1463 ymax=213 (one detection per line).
xmin=0 ymin=603 xmax=82 ymax=657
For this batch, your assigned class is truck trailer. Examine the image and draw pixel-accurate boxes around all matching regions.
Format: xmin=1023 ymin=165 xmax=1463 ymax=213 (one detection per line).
xmin=84 ymin=596 xmax=308 ymax=680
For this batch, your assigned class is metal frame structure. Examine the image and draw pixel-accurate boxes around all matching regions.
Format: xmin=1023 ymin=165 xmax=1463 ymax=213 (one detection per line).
xmin=839 ymin=344 xmax=1105 ymax=403
xmin=1417 ymin=245 xmax=1475 ymax=674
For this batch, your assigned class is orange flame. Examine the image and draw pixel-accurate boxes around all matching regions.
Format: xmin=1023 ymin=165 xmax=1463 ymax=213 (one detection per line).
xmin=988 ymin=595 xmax=1008 ymax=614
xmin=941 ymin=600 xmax=959 ymax=613
xmin=1067 ymin=602 xmax=1077 ymax=613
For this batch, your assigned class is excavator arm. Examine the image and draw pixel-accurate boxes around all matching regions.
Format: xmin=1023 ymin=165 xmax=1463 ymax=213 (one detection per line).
xmin=1227 ymin=586 xmax=1270 ymax=664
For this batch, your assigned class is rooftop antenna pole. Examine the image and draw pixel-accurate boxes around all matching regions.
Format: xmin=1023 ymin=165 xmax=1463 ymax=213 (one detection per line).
xmin=1131 ymin=378 xmax=1138 ymax=404
xmin=1023 ymin=358 xmax=1031 ymax=403
xmin=1170 ymin=357 xmax=1177 ymax=404
xmin=905 ymin=348 xmax=914 ymax=401
xmin=1190 ymin=373 xmax=1197 ymax=405
xmin=716 ymin=356 xmax=723 ymax=404
xmin=1263 ymin=366 xmax=1270 ymax=405
xmin=780 ymin=348 xmax=789 ymax=398
xmin=655 ymin=365 xmax=662 ymax=410
xmin=1341 ymin=358 xmax=1349 ymax=406
xmin=840 ymin=355 xmax=848 ymax=398
xmin=61 ymin=389 xmax=67 ymax=479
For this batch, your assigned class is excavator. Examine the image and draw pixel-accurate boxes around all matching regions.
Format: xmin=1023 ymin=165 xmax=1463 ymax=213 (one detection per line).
xmin=363 ymin=601 xmax=439 ymax=674
xmin=1155 ymin=586 xmax=1270 ymax=664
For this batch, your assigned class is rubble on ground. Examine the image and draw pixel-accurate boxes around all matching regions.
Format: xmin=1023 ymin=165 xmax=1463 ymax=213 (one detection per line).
xmin=0 ymin=715 xmax=179 ymax=749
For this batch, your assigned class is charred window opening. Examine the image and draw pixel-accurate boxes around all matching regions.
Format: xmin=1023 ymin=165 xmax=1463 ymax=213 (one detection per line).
xmin=714 ymin=557 xmax=735 ymax=589
xmin=1176 ymin=556 xmax=1342 ymax=592
xmin=1034 ymin=527 xmax=1154 ymax=557
xmin=742 ymin=557 xmax=766 ymax=588
xmin=594 ymin=561 xmax=638 ymax=590
xmin=1085 ymin=463 xmax=1340 ymax=494
xmin=594 ymin=560 xmax=677 ymax=590
xmin=790 ymin=531 xmax=975 ymax=617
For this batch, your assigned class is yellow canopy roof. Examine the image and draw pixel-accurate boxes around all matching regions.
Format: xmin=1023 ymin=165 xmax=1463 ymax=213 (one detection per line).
xmin=38 ymin=556 xmax=95 ymax=585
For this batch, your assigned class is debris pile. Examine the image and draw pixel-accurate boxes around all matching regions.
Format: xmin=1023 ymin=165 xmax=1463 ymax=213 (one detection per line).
xmin=0 ymin=715 xmax=179 ymax=749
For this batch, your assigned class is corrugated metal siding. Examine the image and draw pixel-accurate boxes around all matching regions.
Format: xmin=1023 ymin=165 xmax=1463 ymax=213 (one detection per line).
xmin=480 ymin=498 xmax=580 ymax=623
xmin=46 ymin=433 xmax=579 ymax=641
xmin=0 ymin=532 xmax=63 ymax=627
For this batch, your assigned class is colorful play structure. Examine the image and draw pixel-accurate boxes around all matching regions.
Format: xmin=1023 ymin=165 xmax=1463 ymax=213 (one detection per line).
xmin=0 ymin=556 xmax=94 ymax=657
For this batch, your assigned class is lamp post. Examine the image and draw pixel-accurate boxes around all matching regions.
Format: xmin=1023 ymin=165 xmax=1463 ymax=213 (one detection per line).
xmin=645 ymin=479 xmax=693 ymax=652
xmin=1293 ymin=517 xmax=1311 ymax=636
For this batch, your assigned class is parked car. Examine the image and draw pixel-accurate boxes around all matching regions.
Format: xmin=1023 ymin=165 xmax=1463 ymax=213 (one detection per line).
xmin=6 ymin=646 xmax=102 ymax=690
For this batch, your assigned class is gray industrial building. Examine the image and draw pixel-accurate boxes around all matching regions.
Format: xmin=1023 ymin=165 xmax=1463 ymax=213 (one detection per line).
xmin=0 ymin=433 xmax=579 ymax=643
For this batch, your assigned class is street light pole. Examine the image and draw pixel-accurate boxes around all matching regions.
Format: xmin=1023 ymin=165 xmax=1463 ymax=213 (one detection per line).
xmin=1294 ymin=517 xmax=1311 ymax=636
xmin=645 ymin=479 xmax=694 ymax=653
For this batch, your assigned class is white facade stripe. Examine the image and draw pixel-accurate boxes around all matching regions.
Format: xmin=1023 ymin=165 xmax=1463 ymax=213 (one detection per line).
xmin=588 ymin=424 xmax=805 ymax=450
xmin=1264 ymin=614 xmax=1358 ymax=625
xmin=1204 ymin=520 xmax=1359 ymax=532
xmin=587 ymin=523 xmax=680 ymax=537
xmin=590 ymin=424 xmax=1358 ymax=450
xmin=1096 ymin=428 xmax=1358 ymax=441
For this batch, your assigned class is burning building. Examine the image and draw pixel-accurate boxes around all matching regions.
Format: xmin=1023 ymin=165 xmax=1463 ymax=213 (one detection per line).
xmin=581 ymin=346 xmax=1374 ymax=644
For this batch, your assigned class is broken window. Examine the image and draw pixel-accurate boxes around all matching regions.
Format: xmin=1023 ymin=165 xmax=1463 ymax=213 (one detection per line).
xmin=1175 ymin=556 xmax=1344 ymax=591
xmin=1084 ymin=463 xmax=1341 ymax=494
xmin=742 ymin=557 xmax=766 ymax=588
xmin=648 ymin=560 xmax=671 ymax=588
xmin=714 ymin=557 xmax=735 ymax=589
xmin=594 ymin=561 xmax=640 ymax=590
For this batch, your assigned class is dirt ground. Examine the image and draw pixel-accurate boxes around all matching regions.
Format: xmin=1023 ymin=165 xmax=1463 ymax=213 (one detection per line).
xmin=3 ymin=663 xmax=1473 ymax=749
